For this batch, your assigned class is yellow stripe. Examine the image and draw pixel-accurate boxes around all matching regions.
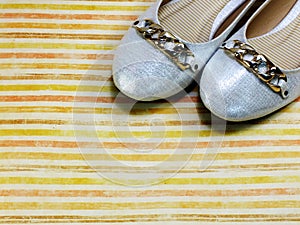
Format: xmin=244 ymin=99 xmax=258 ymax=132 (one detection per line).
xmin=0 ymin=129 xmax=299 ymax=137
xmin=1 ymin=163 xmax=300 ymax=172
xmin=0 ymin=4 xmax=149 ymax=11
xmin=0 ymin=201 xmax=300 ymax=210
xmin=0 ymin=176 xmax=299 ymax=185
xmin=0 ymin=43 xmax=115 ymax=50
xmin=0 ymin=214 xmax=299 ymax=223
xmin=225 ymin=128 xmax=300 ymax=136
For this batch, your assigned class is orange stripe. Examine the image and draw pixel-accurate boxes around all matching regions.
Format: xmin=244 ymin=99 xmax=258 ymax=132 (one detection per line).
xmin=0 ymin=95 xmax=200 ymax=103
xmin=0 ymin=53 xmax=114 ymax=60
xmin=0 ymin=201 xmax=300 ymax=210
xmin=0 ymin=140 xmax=299 ymax=148
xmin=0 ymin=63 xmax=112 ymax=70
xmin=0 ymin=23 xmax=129 ymax=30
xmin=0 ymin=140 xmax=77 ymax=148
xmin=104 ymin=140 xmax=300 ymax=149
xmin=0 ymin=188 xmax=299 ymax=197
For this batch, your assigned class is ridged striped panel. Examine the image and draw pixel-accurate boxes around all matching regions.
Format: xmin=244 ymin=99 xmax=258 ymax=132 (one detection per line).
xmin=0 ymin=0 xmax=300 ymax=224
xmin=159 ymin=0 xmax=230 ymax=43
xmin=249 ymin=15 xmax=300 ymax=70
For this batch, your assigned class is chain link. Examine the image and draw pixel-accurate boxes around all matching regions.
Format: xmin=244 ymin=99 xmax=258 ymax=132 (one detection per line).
xmin=133 ymin=19 xmax=197 ymax=72
xmin=222 ymin=40 xmax=289 ymax=99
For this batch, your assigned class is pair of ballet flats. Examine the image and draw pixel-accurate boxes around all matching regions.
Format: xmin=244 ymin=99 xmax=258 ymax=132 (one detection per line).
xmin=112 ymin=0 xmax=300 ymax=122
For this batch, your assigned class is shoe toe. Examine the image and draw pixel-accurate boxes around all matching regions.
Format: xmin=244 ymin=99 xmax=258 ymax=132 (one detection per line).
xmin=200 ymin=50 xmax=288 ymax=121
xmin=112 ymin=28 xmax=195 ymax=101
xmin=114 ymin=60 xmax=192 ymax=101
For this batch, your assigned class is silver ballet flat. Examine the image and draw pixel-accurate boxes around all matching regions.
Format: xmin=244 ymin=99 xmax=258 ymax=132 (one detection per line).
xmin=200 ymin=0 xmax=300 ymax=121
xmin=113 ymin=0 xmax=256 ymax=101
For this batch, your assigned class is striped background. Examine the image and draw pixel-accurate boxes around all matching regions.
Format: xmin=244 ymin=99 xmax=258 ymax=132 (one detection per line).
xmin=0 ymin=0 xmax=300 ymax=224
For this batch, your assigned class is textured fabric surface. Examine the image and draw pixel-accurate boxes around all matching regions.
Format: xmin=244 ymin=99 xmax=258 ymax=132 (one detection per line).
xmin=1 ymin=0 xmax=300 ymax=225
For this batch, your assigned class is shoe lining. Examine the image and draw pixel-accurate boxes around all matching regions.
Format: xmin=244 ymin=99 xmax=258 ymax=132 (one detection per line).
xmin=158 ymin=0 xmax=231 ymax=43
xmin=248 ymin=0 xmax=299 ymax=70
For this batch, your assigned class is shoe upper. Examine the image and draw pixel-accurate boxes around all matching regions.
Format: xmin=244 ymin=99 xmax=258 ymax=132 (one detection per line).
xmin=113 ymin=0 xmax=255 ymax=101
xmin=200 ymin=0 xmax=300 ymax=121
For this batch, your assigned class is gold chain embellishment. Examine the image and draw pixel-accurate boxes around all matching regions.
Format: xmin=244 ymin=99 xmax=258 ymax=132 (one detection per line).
xmin=133 ymin=19 xmax=198 ymax=72
xmin=222 ymin=40 xmax=289 ymax=99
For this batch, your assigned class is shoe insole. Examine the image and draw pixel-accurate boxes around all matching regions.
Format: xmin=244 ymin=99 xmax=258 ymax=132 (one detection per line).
xmin=248 ymin=0 xmax=299 ymax=70
xmin=158 ymin=0 xmax=231 ymax=43
xmin=213 ymin=0 xmax=252 ymax=38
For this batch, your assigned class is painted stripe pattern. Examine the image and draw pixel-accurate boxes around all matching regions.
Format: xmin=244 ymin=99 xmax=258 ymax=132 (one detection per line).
xmin=0 ymin=0 xmax=300 ymax=224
